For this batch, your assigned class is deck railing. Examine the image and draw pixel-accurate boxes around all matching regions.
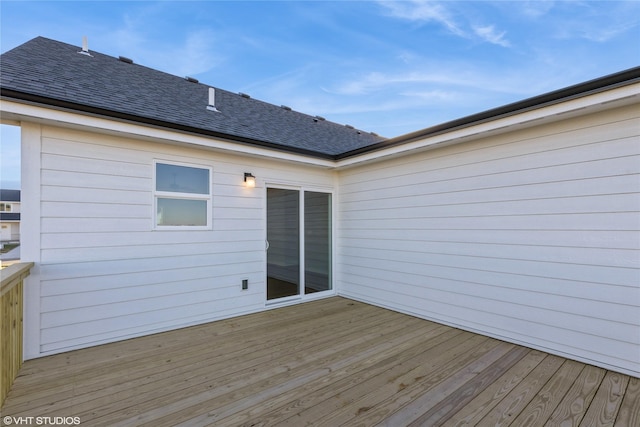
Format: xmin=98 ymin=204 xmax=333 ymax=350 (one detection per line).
xmin=1 ymin=262 xmax=33 ymax=407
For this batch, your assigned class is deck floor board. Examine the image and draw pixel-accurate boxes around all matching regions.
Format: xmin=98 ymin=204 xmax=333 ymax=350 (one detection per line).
xmin=2 ymin=297 xmax=638 ymax=426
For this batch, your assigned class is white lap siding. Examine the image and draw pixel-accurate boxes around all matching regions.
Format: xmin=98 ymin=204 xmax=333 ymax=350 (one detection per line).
xmin=26 ymin=126 xmax=334 ymax=356
xmin=337 ymin=104 xmax=640 ymax=376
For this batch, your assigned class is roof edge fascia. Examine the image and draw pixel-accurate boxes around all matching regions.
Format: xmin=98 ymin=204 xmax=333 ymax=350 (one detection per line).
xmin=336 ymin=70 xmax=640 ymax=168
xmin=0 ymin=93 xmax=337 ymax=168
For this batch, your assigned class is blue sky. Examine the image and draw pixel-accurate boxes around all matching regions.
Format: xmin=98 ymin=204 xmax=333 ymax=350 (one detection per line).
xmin=1 ymin=1 xmax=639 ymax=189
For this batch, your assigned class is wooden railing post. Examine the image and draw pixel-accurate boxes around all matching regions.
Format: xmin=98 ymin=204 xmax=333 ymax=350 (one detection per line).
xmin=1 ymin=262 xmax=33 ymax=407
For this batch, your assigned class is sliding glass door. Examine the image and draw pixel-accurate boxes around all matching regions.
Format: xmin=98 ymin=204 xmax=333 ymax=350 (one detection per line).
xmin=266 ymin=187 xmax=332 ymax=301
xmin=304 ymin=191 xmax=331 ymax=294
xmin=266 ymin=188 xmax=300 ymax=300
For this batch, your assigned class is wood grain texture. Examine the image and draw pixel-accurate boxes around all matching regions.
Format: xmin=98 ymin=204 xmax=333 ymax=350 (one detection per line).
xmin=2 ymin=297 xmax=636 ymax=426
xmin=545 ymin=364 xmax=606 ymax=427
xmin=510 ymin=359 xmax=585 ymax=426
xmin=615 ymin=376 xmax=640 ymax=427
xmin=580 ymin=371 xmax=629 ymax=427
xmin=0 ymin=262 xmax=32 ymax=406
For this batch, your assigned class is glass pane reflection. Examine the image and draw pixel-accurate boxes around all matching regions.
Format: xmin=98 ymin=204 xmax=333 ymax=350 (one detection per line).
xmin=304 ymin=191 xmax=331 ymax=293
xmin=156 ymin=163 xmax=209 ymax=194
xmin=157 ymin=198 xmax=207 ymax=226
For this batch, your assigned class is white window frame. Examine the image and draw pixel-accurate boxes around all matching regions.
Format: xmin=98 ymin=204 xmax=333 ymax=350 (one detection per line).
xmin=153 ymin=160 xmax=213 ymax=230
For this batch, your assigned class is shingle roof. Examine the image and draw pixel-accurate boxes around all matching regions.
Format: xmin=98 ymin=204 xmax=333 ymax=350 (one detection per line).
xmin=0 ymin=213 xmax=20 ymax=221
xmin=3 ymin=37 xmax=638 ymax=161
xmin=0 ymin=37 xmax=385 ymax=158
xmin=0 ymin=190 xmax=20 ymax=202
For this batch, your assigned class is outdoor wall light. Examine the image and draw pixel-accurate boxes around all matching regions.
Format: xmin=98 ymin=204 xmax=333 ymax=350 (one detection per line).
xmin=244 ymin=173 xmax=256 ymax=188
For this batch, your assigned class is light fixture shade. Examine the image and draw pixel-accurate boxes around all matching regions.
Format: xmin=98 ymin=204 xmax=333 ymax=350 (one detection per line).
xmin=244 ymin=172 xmax=256 ymax=187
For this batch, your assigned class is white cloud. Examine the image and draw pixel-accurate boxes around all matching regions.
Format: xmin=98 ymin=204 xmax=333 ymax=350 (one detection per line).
xmin=539 ymin=1 xmax=640 ymax=43
xmin=102 ymin=4 xmax=224 ymax=79
xmin=378 ymin=0 xmax=465 ymax=36
xmin=378 ymin=0 xmax=510 ymax=47
xmin=161 ymin=29 xmax=223 ymax=77
xmin=326 ymin=68 xmax=505 ymax=97
xmin=327 ymin=71 xmax=387 ymax=95
xmin=578 ymin=20 xmax=639 ymax=43
xmin=520 ymin=0 xmax=555 ymax=18
xmin=399 ymin=89 xmax=459 ymax=102
xmin=472 ymin=25 xmax=510 ymax=47
xmin=108 ymin=28 xmax=223 ymax=78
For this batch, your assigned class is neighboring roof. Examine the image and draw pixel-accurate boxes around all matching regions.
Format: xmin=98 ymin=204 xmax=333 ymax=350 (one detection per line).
xmin=0 ymin=37 xmax=384 ymax=159
xmin=1 ymin=37 xmax=639 ymax=160
xmin=0 ymin=213 xmax=20 ymax=222
xmin=0 ymin=189 xmax=20 ymax=202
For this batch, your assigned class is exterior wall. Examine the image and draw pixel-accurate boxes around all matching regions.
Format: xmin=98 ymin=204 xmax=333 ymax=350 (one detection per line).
xmin=0 ymin=222 xmax=20 ymax=241
xmin=337 ymin=104 xmax=640 ymax=376
xmin=22 ymin=125 xmax=335 ymax=358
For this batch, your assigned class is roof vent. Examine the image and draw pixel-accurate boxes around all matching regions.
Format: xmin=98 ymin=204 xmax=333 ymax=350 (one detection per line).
xmin=78 ymin=36 xmax=92 ymax=57
xmin=207 ymin=87 xmax=220 ymax=112
xmin=315 ymin=115 xmax=326 ymax=121
xmin=118 ymin=56 xmax=133 ymax=64
xmin=280 ymin=105 xmax=292 ymax=111
xmin=345 ymin=124 xmax=354 ymax=129
xmin=185 ymin=76 xmax=199 ymax=83
xmin=239 ymin=92 xmax=251 ymax=99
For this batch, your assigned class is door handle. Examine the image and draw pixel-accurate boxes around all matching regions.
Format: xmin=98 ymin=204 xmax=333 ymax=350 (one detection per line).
xmin=265 ymin=240 xmax=270 ymax=251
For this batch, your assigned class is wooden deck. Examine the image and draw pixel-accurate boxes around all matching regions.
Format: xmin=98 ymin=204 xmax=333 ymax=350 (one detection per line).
xmin=2 ymin=297 xmax=638 ymax=426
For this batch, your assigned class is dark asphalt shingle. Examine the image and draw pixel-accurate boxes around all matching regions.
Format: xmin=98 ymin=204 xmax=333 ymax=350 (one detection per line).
xmin=0 ymin=213 xmax=20 ymax=221
xmin=0 ymin=37 xmax=385 ymax=158
xmin=0 ymin=190 xmax=20 ymax=202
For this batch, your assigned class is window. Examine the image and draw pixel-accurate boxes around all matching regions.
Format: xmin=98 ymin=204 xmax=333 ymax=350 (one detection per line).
xmin=0 ymin=203 xmax=11 ymax=212
xmin=154 ymin=161 xmax=212 ymax=229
